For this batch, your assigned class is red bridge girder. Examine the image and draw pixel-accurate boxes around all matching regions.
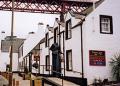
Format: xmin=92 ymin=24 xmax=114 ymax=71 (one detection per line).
xmin=0 ymin=0 xmax=93 ymax=13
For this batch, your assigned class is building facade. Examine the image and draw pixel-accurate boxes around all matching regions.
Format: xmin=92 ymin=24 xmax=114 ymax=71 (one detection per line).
xmin=0 ymin=34 xmax=25 ymax=72
xmin=18 ymin=0 xmax=120 ymax=85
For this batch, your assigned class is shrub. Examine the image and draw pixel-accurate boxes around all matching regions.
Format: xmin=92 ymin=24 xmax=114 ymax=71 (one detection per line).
xmin=110 ymin=53 xmax=120 ymax=82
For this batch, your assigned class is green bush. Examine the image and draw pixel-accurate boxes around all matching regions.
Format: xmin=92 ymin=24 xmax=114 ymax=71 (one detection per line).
xmin=110 ymin=53 xmax=120 ymax=82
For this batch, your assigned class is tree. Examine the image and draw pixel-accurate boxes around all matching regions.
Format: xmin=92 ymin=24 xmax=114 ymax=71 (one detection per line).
xmin=110 ymin=54 xmax=120 ymax=82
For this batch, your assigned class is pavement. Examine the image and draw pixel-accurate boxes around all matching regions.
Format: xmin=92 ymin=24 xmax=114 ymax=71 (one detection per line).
xmin=12 ymin=74 xmax=80 ymax=86
xmin=43 ymin=77 xmax=80 ymax=86
xmin=13 ymin=74 xmax=80 ymax=86
xmin=5 ymin=73 xmax=119 ymax=86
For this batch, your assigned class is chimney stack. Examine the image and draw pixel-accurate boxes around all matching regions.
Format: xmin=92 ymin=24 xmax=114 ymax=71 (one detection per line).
xmin=60 ymin=12 xmax=64 ymax=23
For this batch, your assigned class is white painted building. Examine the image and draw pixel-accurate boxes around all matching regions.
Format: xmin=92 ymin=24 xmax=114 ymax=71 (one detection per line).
xmin=39 ymin=0 xmax=120 ymax=84
xmin=82 ymin=0 xmax=120 ymax=84
xmin=0 ymin=32 xmax=25 ymax=72
xmin=18 ymin=0 xmax=120 ymax=85
xmin=18 ymin=23 xmax=45 ymax=73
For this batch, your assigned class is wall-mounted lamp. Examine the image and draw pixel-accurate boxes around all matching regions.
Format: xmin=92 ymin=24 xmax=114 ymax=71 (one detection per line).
xmin=47 ymin=24 xmax=53 ymax=33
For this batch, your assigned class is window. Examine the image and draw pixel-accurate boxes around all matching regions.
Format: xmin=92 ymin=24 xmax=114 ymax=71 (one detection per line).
xmin=66 ymin=50 xmax=72 ymax=71
xmin=100 ymin=15 xmax=113 ymax=34
xmin=45 ymin=33 xmax=49 ymax=47
xmin=46 ymin=55 xmax=50 ymax=71
xmin=54 ymin=27 xmax=58 ymax=43
xmin=66 ymin=19 xmax=72 ymax=39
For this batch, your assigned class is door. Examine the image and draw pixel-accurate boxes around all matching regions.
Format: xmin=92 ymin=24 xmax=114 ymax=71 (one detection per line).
xmin=52 ymin=52 xmax=61 ymax=77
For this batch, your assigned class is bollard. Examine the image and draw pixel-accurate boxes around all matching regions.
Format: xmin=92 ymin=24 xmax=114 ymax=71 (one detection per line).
xmin=6 ymin=73 xmax=9 ymax=80
xmin=23 ymin=74 xmax=25 ymax=80
xmin=13 ymin=78 xmax=15 ymax=86
xmin=16 ymin=81 xmax=19 ymax=86
xmin=30 ymin=79 xmax=42 ymax=86
xmin=34 ymin=80 xmax=42 ymax=86
xmin=30 ymin=80 xmax=33 ymax=86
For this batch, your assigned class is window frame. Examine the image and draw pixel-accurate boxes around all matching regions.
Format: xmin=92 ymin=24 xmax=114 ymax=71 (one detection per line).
xmin=46 ymin=55 xmax=50 ymax=71
xmin=66 ymin=50 xmax=73 ymax=71
xmin=100 ymin=15 xmax=113 ymax=34
xmin=45 ymin=33 xmax=49 ymax=47
xmin=54 ymin=27 xmax=58 ymax=43
xmin=65 ymin=19 xmax=72 ymax=40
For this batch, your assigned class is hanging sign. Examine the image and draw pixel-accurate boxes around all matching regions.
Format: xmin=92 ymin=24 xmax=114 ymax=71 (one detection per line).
xmin=34 ymin=56 xmax=40 ymax=61
xmin=89 ymin=50 xmax=106 ymax=66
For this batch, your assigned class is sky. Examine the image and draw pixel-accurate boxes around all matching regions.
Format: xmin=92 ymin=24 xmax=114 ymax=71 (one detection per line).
xmin=0 ymin=11 xmax=59 ymax=38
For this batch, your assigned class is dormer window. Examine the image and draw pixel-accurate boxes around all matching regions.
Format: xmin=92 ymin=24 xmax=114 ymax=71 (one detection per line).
xmin=66 ymin=19 xmax=72 ymax=40
xmin=100 ymin=15 xmax=113 ymax=34
xmin=54 ymin=27 xmax=58 ymax=43
xmin=45 ymin=33 xmax=49 ymax=47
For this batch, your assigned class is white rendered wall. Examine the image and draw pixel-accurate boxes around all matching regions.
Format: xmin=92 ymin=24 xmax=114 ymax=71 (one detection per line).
xmin=40 ymin=43 xmax=45 ymax=74
xmin=65 ymin=26 xmax=82 ymax=77
xmin=64 ymin=13 xmax=82 ymax=77
xmin=82 ymin=0 xmax=120 ymax=84
xmin=12 ymin=53 xmax=19 ymax=71
xmin=0 ymin=52 xmax=18 ymax=72
xmin=0 ymin=52 xmax=10 ymax=71
xmin=0 ymin=32 xmax=18 ymax=72
xmin=64 ymin=12 xmax=80 ymax=27
xmin=19 ymin=27 xmax=45 ymax=64
xmin=40 ymin=42 xmax=50 ymax=74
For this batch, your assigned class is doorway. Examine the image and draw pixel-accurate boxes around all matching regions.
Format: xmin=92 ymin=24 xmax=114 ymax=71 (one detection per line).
xmin=52 ymin=52 xmax=61 ymax=77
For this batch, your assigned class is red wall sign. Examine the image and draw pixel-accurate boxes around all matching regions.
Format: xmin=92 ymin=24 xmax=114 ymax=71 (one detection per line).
xmin=89 ymin=50 xmax=106 ymax=66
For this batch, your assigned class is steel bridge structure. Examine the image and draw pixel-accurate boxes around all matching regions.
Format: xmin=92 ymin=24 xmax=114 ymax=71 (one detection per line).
xmin=0 ymin=0 xmax=95 ymax=13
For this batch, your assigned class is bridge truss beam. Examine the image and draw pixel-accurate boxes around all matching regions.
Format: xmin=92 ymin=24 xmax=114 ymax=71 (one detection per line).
xmin=0 ymin=0 xmax=93 ymax=13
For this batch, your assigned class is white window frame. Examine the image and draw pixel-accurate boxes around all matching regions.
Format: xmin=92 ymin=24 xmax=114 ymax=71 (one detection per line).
xmin=66 ymin=19 xmax=72 ymax=39
xmin=100 ymin=15 xmax=113 ymax=34
xmin=66 ymin=50 xmax=73 ymax=71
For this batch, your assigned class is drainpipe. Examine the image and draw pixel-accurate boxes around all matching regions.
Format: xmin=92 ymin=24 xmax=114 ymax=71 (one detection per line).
xmin=23 ymin=58 xmax=25 ymax=72
xmin=58 ymin=24 xmax=61 ymax=53
xmin=58 ymin=23 xmax=62 ymax=75
xmin=58 ymin=23 xmax=66 ymax=76
xmin=48 ymin=36 xmax=50 ymax=75
xmin=39 ymin=44 xmax=40 ymax=74
xmin=60 ymin=12 xmax=65 ymax=76
xmin=63 ymin=31 xmax=65 ymax=76
xmin=29 ymin=52 xmax=32 ymax=73
xmin=18 ymin=50 xmax=19 ymax=72
xmin=80 ymin=19 xmax=85 ymax=79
